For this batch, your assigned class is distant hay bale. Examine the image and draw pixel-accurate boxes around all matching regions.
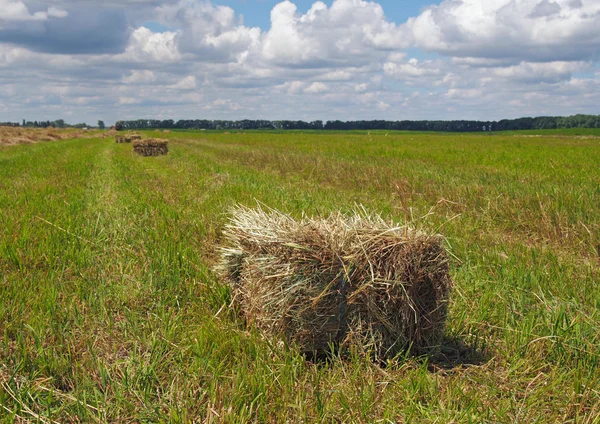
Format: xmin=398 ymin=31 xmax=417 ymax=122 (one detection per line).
xmin=218 ymin=206 xmax=453 ymax=360
xmin=99 ymin=130 xmax=116 ymax=139
xmin=132 ymin=138 xmax=168 ymax=156
xmin=115 ymin=132 xmax=142 ymax=143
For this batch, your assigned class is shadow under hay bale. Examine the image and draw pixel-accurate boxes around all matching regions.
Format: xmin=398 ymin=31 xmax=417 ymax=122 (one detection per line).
xmin=115 ymin=132 xmax=142 ymax=143
xmin=218 ymin=206 xmax=453 ymax=361
xmin=132 ymin=138 xmax=168 ymax=156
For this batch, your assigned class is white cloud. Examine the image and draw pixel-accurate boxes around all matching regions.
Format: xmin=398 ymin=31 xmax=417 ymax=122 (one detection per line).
xmin=377 ymin=100 xmax=390 ymax=110
xmin=122 ymin=70 xmax=156 ymax=84
xmin=0 ymin=0 xmax=49 ymax=21
xmin=304 ymin=81 xmax=329 ymax=94
xmin=0 ymin=1 xmax=68 ymax=22
xmin=384 ymin=57 xmax=443 ymax=78
xmin=203 ymin=98 xmax=241 ymax=111
xmin=120 ymin=27 xmax=180 ymax=62
xmin=155 ymin=0 xmax=260 ymax=61
xmin=259 ymin=0 xmax=409 ymax=68
xmin=276 ymin=80 xmax=306 ymax=94
xmin=404 ymin=0 xmax=600 ymax=62
xmin=47 ymin=6 xmax=68 ymax=19
xmin=171 ymin=75 xmax=196 ymax=89
xmin=0 ymin=44 xmax=31 ymax=66
xmin=119 ymin=97 xmax=141 ymax=105
xmin=446 ymin=88 xmax=484 ymax=99
xmin=491 ymin=61 xmax=588 ymax=83
xmin=319 ymin=70 xmax=354 ymax=81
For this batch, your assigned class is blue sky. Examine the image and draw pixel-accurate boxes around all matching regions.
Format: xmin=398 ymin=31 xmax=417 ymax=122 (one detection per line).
xmin=1 ymin=0 xmax=599 ymax=124
xmin=213 ymin=0 xmax=435 ymax=28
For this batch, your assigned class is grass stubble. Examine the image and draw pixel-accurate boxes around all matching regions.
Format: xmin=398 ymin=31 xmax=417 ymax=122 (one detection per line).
xmin=0 ymin=128 xmax=599 ymax=422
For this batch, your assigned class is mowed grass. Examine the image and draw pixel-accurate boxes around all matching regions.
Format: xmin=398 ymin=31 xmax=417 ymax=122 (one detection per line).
xmin=1 ymin=130 xmax=599 ymax=422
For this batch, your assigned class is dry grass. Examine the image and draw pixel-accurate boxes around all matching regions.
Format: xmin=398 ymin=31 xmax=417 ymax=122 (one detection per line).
xmin=218 ymin=205 xmax=452 ymax=360
xmin=0 ymin=126 xmax=107 ymax=146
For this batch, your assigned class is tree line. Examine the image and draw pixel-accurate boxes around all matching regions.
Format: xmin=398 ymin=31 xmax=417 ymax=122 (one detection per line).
xmin=3 ymin=114 xmax=599 ymax=132
xmin=115 ymin=114 xmax=600 ymax=132
xmin=0 ymin=119 xmax=108 ymax=129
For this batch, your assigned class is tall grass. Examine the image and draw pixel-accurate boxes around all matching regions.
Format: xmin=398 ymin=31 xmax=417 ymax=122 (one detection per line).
xmin=0 ymin=130 xmax=599 ymax=422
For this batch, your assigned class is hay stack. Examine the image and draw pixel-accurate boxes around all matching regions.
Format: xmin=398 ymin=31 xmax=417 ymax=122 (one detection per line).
xmin=115 ymin=132 xmax=142 ymax=143
xmin=219 ymin=206 xmax=452 ymax=360
xmin=132 ymin=138 xmax=168 ymax=156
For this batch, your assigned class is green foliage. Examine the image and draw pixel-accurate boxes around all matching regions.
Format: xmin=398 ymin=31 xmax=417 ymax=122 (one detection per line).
xmin=0 ymin=130 xmax=599 ymax=422
xmin=114 ymin=114 xmax=600 ymax=132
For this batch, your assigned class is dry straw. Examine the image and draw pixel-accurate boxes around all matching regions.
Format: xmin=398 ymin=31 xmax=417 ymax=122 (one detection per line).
xmin=132 ymin=138 xmax=168 ymax=156
xmin=0 ymin=127 xmax=94 ymax=147
xmin=115 ymin=132 xmax=142 ymax=143
xmin=218 ymin=205 xmax=452 ymax=360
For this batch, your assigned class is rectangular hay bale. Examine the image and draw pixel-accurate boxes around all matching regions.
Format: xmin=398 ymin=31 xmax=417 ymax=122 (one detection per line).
xmin=218 ymin=206 xmax=453 ymax=360
xmin=132 ymin=138 xmax=168 ymax=156
xmin=115 ymin=132 xmax=142 ymax=143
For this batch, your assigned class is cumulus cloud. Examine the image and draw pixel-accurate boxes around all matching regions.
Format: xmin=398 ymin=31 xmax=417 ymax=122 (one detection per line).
xmin=491 ymin=61 xmax=588 ymax=83
xmin=276 ymin=80 xmax=306 ymax=94
xmin=384 ymin=57 xmax=444 ymax=79
xmin=155 ymin=0 xmax=260 ymax=62
xmin=171 ymin=75 xmax=197 ymax=89
xmin=259 ymin=0 xmax=409 ymax=68
xmin=0 ymin=7 xmax=129 ymax=54
xmin=122 ymin=70 xmax=156 ymax=84
xmin=404 ymin=0 xmax=600 ymax=63
xmin=47 ymin=6 xmax=68 ymax=18
xmin=304 ymin=81 xmax=329 ymax=94
xmin=119 ymin=27 xmax=180 ymax=62
xmin=376 ymin=100 xmax=390 ymax=110
xmin=0 ymin=0 xmax=67 ymax=21
xmin=0 ymin=44 xmax=32 ymax=66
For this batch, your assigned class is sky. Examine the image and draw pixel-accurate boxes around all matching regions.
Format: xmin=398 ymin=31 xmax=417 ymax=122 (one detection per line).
xmin=0 ymin=0 xmax=599 ymax=125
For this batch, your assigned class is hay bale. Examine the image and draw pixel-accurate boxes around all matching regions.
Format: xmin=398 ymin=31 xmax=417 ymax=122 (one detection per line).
xmin=132 ymin=138 xmax=168 ymax=156
xmin=115 ymin=132 xmax=142 ymax=143
xmin=218 ymin=206 xmax=453 ymax=360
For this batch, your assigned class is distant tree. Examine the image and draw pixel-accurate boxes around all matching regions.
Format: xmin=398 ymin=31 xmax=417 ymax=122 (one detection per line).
xmin=98 ymin=120 xmax=105 ymax=130
xmin=54 ymin=119 xmax=66 ymax=128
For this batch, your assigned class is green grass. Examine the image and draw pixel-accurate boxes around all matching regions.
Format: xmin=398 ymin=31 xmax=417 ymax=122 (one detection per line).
xmin=1 ymin=131 xmax=599 ymax=422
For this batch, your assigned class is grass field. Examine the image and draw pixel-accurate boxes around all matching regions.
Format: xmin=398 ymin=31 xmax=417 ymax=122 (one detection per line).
xmin=1 ymin=130 xmax=599 ymax=422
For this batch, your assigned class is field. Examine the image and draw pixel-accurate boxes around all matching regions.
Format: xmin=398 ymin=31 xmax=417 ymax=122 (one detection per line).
xmin=1 ymin=129 xmax=599 ymax=422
